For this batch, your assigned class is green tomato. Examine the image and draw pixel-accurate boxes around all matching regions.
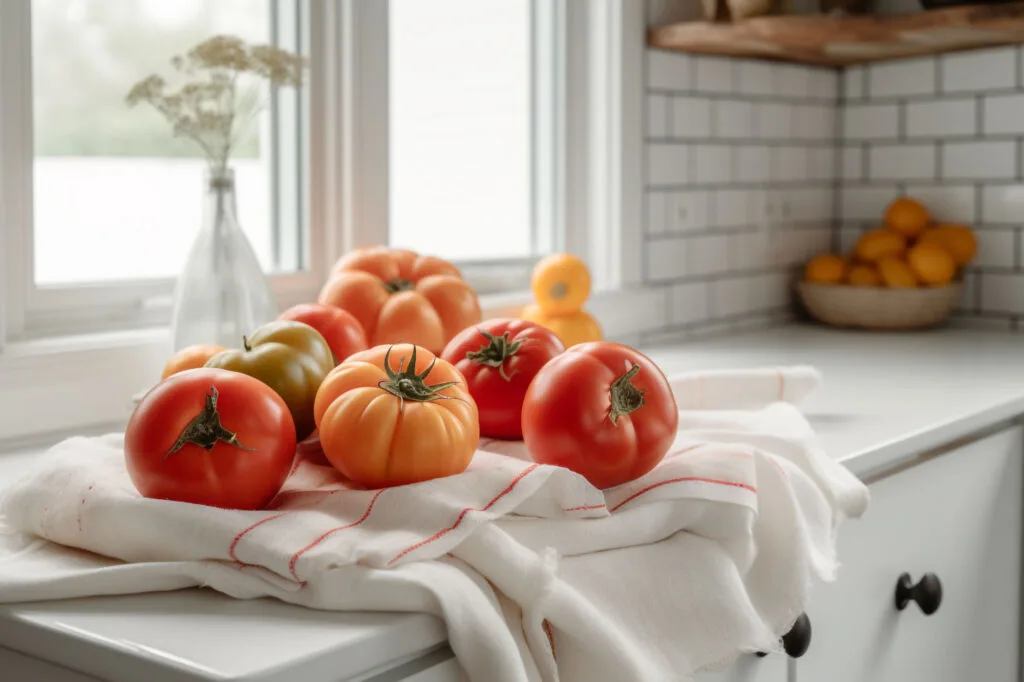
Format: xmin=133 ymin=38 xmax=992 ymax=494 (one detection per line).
xmin=206 ymin=320 xmax=334 ymax=440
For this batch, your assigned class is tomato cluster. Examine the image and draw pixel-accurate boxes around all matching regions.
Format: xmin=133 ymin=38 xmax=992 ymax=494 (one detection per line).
xmin=126 ymin=247 xmax=679 ymax=511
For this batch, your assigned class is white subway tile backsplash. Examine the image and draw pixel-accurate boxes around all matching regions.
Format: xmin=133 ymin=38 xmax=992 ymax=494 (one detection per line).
xmin=648 ymin=49 xmax=691 ymax=91
xmin=668 ymin=190 xmax=713 ymax=232
xmin=714 ymin=189 xmax=750 ymax=228
xmin=983 ymin=94 xmax=1024 ymax=135
xmin=695 ymin=56 xmax=735 ymax=93
xmin=905 ymin=98 xmax=976 ymax=137
xmin=981 ymin=273 xmax=1024 ymax=314
xmin=647 ymin=95 xmax=669 ymax=137
xmin=646 ymin=192 xmax=668 ymax=235
xmin=777 ymin=64 xmax=811 ymax=99
xmin=869 ymin=58 xmax=936 ymax=99
xmin=647 ymin=143 xmax=690 ymax=185
xmin=981 ymin=185 xmax=1024 ymax=224
xmin=943 ymin=140 xmax=1016 ymax=180
xmin=840 ymin=186 xmax=899 ymax=221
xmin=757 ymin=103 xmax=793 ymax=139
xmin=735 ymin=60 xmax=775 ymax=97
xmin=587 ymin=288 xmax=669 ymax=334
xmin=772 ymin=146 xmax=810 ymax=182
xmin=974 ymin=228 xmax=1016 ymax=268
xmin=942 ymin=47 xmax=1016 ymax=94
xmin=842 ymin=145 xmax=863 ymax=180
xmin=711 ymin=276 xmax=753 ymax=318
xmin=694 ymin=144 xmax=733 ymax=183
xmin=905 ymin=184 xmax=976 ymax=224
xmin=809 ymin=146 xmax=837 ymax=182
xmin=732 ymin=146 xmax=769 ymax=183
xmin=671 ymin=281 xmax=710 ymax=325
xmin=689 ymin=234 xmax=731 ymax=275
xmin=794 ymin=104 xmax=835 ymax=141
xmin=786 ymin=187 xmax=832 ymax=221
xmin=715 ymin=100 xmax=755 ymax=139
xmin=869 ymin=143 xmax=937 ymax=181
xmin=672 ymin=97 xmax=714 ymax=138
xmin=843 ymin=66 xmax=865 ymax=101
xmin=843 ymin=103 xmax=899 ymax=140
xmin=646 ymin=237 xmax=689 ymax=281
xmin=810 ymin=68 xmax=839 ymax=101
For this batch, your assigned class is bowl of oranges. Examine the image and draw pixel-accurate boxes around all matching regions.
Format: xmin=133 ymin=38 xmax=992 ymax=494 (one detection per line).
xmin=798 ymin=197 xmax=977 ymax=330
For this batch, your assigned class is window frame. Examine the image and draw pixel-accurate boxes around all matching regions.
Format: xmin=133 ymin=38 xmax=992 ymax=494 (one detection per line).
xmin=0 ymin=0 xmax=643 ymax=447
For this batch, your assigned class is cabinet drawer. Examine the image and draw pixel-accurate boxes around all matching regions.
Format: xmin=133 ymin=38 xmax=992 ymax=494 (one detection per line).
xmin=799 ymin=425 xmax=1023 ymax=682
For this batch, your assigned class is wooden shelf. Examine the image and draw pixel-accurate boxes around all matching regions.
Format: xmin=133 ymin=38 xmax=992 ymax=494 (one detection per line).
xmin=648 ymin=2 xmax=1024 ymax=66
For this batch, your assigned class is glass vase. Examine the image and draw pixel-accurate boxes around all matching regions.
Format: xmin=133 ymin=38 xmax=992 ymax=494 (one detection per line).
xmin=170 ymin=166 xmax=277 ymax=351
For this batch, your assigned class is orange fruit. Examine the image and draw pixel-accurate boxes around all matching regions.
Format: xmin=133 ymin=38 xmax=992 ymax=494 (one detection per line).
xmin=877 ymin=257 xmax=919 ymax=288
xmin=918 ymin=224 xmax=977 ymax=266
xmin=804 ymin=254 xmax=847 ymax=284
xmin=855 ymin=228 xmax=907 ymax=263
xmin=884 ymin=197 xmax=930 ymax=238
xmin=161 ymin=344 xmax=228 ymax=380
xmin=531 ymin=253 xmax=591 ymax=315
xmin=907 ymin=242 xmax=956 ymax=286
xmin=846 ymin=264 xmax=882 ymax=287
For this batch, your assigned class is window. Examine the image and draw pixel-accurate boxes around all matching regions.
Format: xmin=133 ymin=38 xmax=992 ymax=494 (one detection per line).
xmin=2 ymin=0 xmax=309 ymax=338
xmin=389 ymin=0 xmax=542 ymax=262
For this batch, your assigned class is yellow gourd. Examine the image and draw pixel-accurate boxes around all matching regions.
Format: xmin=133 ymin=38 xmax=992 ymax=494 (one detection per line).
xmin=523 ymin=253 xmax=602 ymax=347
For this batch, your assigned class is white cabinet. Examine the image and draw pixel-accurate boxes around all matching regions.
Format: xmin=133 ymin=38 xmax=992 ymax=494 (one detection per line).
xmin=798 ymin=425 xmax=1023 ymax=682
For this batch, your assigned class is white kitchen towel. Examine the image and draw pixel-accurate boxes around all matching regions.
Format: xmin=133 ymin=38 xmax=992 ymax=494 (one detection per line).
xmin=0 ymin=367 xmax=868 ymax=682
xmin=670 ymin=365 xmax=821 ymax=410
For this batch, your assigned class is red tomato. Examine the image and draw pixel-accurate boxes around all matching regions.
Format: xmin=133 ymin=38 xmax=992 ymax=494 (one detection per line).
xmin=441 ymin=319 xmax=564 ymax=439
xmin=279 ymin=303 xmax=368 ymax=365
xmin=125 ymin=368 xmax=297 ymax=510
xmin=521 ymin=342 xmax=678 ymax=489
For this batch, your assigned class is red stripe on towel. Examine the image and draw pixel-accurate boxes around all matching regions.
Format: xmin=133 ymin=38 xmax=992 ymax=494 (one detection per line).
xmin=610 ymin=476 xmax=756 ymax=512
xmin=229 ymin=512 xmax=290 ymax=564
xmin=386 ymin=464 xmax=540 ymax=566
xmin=288 ymin=488 xmax=386 ymax=581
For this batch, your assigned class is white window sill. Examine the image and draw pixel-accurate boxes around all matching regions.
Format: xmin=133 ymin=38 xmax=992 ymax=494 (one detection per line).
xmin=0 ymin=286 xmax=669 ymax=447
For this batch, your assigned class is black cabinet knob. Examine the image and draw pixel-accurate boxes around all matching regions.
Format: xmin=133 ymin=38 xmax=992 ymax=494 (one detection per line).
xmin=755 ymin=613 xmax=811 ymax=658
xmin=894 ymin=572 xmax=942 ymax=615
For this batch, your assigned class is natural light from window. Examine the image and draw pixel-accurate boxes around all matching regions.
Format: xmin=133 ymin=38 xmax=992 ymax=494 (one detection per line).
xmin=389 ymin=0 xmax=533 ymax=262
xmin=31 ymin=0 xmax=277 ymax=285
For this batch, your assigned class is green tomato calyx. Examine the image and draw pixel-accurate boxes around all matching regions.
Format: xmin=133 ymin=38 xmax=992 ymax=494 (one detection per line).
xmin=165 ymin=386 xmax=255 ymax=460
xmin=379 ymin=345 xmax=460 ymax=412
xmin=608 ymin=363 xmax=645 ymax=425
xmin=465 ymin=329 xmax=523 ymax=382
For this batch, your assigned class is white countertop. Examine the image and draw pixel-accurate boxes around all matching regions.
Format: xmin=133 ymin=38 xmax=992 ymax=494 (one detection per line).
xmin=3 ymin=324 xmax=1024 ymax=681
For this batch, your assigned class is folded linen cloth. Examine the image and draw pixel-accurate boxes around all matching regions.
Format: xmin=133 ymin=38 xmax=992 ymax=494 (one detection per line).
xmin=0 ymin=366 xmax=868 ymax=682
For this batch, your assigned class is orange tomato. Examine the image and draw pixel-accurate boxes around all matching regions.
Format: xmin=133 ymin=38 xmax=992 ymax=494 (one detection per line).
xmin=883 ymin=197 xmax=930 ymax=239
xmin=314 ymin=344 xmax=479 ymax=487
xmin=161 ymin=344 xmax=228 ymax=380
xmin=318 ymin=248 xmax=482 ymax=354
xmin=531 ymin=253 xmax=591 ymax=315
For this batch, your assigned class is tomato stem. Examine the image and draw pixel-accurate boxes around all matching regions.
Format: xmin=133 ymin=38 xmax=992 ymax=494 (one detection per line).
xmin=608 ymin=364 xmax=645 ymax=425
xmin=242 ymin=336 xmax=252 ymax=352
xmin=378 ymin=345 xmax=461 ymax=412
xmin=465 ymin=329 xmax=522 ymax=382
xmin=164 ymin=386 xmax=255 ymax=460
xmin=383 ymin=278 xmax=415 ymax=295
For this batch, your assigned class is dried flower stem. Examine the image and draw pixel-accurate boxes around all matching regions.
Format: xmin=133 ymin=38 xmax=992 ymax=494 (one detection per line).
xmin=126 ymin=35 xmax=306 ymax=172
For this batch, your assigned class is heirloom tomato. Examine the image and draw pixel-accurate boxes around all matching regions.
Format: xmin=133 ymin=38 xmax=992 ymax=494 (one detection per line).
xmin=125 ymin=368 xmax=296 ymax=510
xmin=314 ymin=344 xmax=479 ymax=487
xmin=521 ymin=342 xmax=678 ymax=489
xmin=441 ymin=318 xmax=564 ymax=440
xmin=318 ymin=247 xmax=481 ymax=354
xmin=279 ymin=302 xmax=368 ymax=365
xmin=161 ymin=344 xmax=228 ymax=380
